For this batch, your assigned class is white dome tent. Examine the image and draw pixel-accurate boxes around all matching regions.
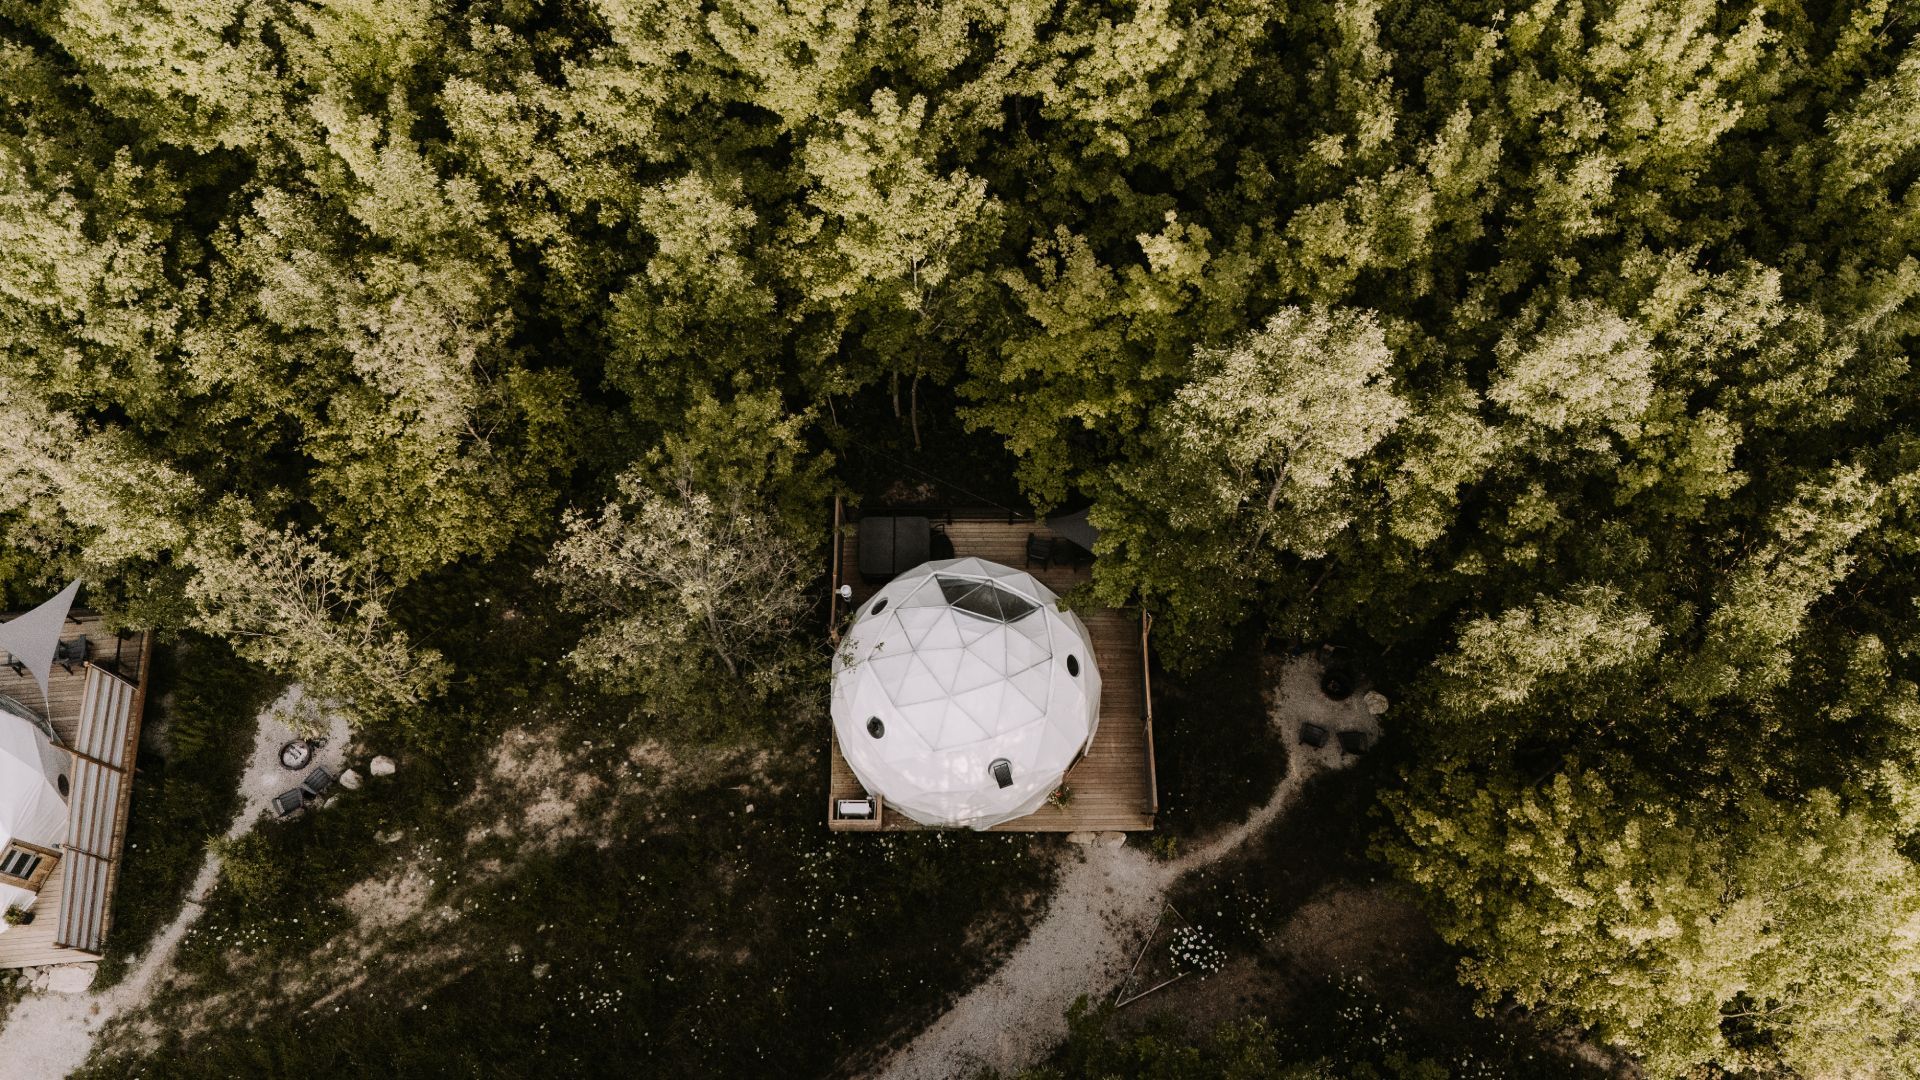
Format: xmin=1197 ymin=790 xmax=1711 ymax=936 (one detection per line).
xmin=832 ymin=557 xmax=1102 ymax=829
xmin=0 ymin=694 xmax=69 ymax=914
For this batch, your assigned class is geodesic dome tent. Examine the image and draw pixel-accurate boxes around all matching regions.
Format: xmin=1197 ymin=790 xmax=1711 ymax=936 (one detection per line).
xmin=832 ymin=558 xmax=1102 ymax=829
xmin=0 ymin=694 xmax=69 ymax=913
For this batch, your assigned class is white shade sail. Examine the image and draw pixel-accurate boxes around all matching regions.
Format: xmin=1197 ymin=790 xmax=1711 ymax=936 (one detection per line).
xmin=0 ymin=580 xmax=80 ymax=710
xmin=832 ymin=558 xmax=1102 ymax=829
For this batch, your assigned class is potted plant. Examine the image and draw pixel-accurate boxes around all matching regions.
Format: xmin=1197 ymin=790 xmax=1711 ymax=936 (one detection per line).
xmin=5 ymin=905 xmax=34 ymax=926
xmin=1047 ymin=784 xmax=1075 ymax=808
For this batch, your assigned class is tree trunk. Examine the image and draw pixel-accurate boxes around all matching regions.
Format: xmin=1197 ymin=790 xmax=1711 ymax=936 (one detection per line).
xmin=891 ymin=371 xmax=901 ymax=420
xmin=705 ymin=605 xmax=740 ymax=678
xmin=911 ymin=375 xmax=922 ymax=451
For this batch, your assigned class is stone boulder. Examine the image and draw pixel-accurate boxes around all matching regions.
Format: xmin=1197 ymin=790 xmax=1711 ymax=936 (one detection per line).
xmin=1065 ymin=831 xmax=1097 ymax=846
xmin=46 ymin=964 xmax=96 ymax=994
xmin=338 ymin=768 xmax=364 ymax=790
xmin=1363 ymin=691 xmax=1390 ymax=716
xmin=369 ymin=756 xmax=397 ymax=777
xmin=1095 ymin=831 xmax=1127 ymax=848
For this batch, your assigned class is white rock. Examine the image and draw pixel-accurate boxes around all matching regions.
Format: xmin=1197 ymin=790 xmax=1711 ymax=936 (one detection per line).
xmin=1364 ymin=691 xmax=1390 ymax=716
xmin=369 ymin=756 xmax=397 ymax=777
xmin=46 ymin=964 xmax=95 ymax=994
xmin=1096 ymin=831 xmax=1127 ymax=848
xmin=30 ymin=968 xmax=50 ymax=991
xmin=338 ymin=768 xmax=363 ymax=790
xmin=1065 ymin=831 xmax=1097 ymax=846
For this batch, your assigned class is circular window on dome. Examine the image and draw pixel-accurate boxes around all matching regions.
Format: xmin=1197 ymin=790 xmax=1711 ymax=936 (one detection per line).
xmin=870 ymin=597 xmax=888 ymax=615
xmin=867 ymin=717 xmax=885 ymax=739
xmin=57 ymin=774 xmax=69 ymax=797
xmin=1066 ymin=654 xmax=1080 ymax=677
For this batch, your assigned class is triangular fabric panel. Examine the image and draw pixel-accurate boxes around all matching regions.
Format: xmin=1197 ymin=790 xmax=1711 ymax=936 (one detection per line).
xmin=0 ymin=580 xmax=80 ymax=709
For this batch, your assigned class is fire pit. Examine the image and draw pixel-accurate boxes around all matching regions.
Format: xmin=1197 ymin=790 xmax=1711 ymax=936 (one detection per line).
xmin=1320 ymin=671 xmax=1354 ymax=700
xmin=279 ymin=739 xmax=315 ymax=770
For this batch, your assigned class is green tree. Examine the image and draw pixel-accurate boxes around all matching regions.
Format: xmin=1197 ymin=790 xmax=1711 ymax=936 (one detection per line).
xmin=1095 ymin=305 xmax=1405 ymax=657
xmin=185 ymin=518 xmax=451 ymax=728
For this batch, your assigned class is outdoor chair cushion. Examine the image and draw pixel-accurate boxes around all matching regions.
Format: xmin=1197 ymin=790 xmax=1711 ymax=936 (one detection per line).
xmin=301 ymin=766 xmax=336 ymax=798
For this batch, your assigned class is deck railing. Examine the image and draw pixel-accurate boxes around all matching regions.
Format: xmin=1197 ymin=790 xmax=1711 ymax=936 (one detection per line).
xmin=827 ymin=496 xmax=846 ymax=642
xmin=1140 ymin=610 xmax=1158 ymax=815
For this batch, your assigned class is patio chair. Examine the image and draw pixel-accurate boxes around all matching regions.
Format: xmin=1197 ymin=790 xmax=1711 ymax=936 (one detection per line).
xmin=1336 ymin=729 xmax=1372 ymax=755
xmin=55 ymin=637 xmax=89 ymax=674
xmin=2 ymin=653 xmax=23 ymax=679
xmin=1298 ymin=722 xmax=1329 ymax=748
xmin=1024 ymin=533 xmax=1055 ymax=569
xmin=272 ymin=789 xmax=306 ymax=818
xmin=929 ymin=525 xmax=955 ymax=560
xmin=300 ymin=765 xmax=337 ymax=800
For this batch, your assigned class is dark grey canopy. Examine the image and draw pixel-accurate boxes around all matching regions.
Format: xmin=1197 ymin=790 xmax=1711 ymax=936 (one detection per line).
xmin=1044 ymin=508 xmax=1100 ymax=552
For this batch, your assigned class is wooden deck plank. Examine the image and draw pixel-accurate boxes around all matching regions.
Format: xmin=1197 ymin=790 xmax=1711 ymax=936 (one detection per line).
xmin=827 ymin=513 xmax=1156 ymax=832
xmin=0 ymin=614 xmax=149 ymax=968
xmin=0 ymin=859 xmax=84 ymax=968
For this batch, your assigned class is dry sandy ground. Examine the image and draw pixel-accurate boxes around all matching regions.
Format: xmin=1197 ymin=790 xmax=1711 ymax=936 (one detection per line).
xmin=872 ymin=654 xmax=1381 ymax=1080
xmin=0 ymin=687 xmax=349 ymax=1079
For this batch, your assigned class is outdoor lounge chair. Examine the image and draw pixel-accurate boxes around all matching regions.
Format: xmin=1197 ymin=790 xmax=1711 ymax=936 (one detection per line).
xmin=1024 ymin=533 xmax=1055 ymax=569
xmin=1336 ymin=729 xmax=1372 ymax=755
xmin=1298 ymin=722 xmax=1329 ymax=748
xmin=272 ymin=789 xmax=306 ymax=818
xmin=55 ymin=637 xmax=89 ymax=674
xmin=2 ymin=653 xmax=23 ymax=679
xmin=300 ymin=765 xmax=336 ymax=800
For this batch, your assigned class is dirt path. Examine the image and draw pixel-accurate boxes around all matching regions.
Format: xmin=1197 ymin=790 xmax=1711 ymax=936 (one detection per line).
xmin=873 ymin=655 xmax=1380 ymax=1080
xmin=0 ymin=688 xmax=348 ymax=1079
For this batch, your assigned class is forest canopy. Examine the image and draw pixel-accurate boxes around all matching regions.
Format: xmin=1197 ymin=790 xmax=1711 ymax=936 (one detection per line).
xmin=2 ymin=0 xmax=1918 ymax=1075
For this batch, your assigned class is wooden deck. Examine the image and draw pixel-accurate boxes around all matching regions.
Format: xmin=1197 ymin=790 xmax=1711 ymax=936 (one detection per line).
xmin=827 ymin=511 xmax=1157 ymax=832
xmin=0 ymin=614 xmax=149 ymax=968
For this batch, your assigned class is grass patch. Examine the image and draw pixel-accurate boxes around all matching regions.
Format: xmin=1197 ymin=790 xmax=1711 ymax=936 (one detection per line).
xmin=1150 ymin=630 xmax=1286 ymax=839
xmin=1025 ymin=978 xmax=1615 ymax=1080
xmin=79 ymin=674 xmax=1061 ymax=1079
xmin=96 ymin=634 xmax=282 ymax=987
xmin=1172 ymin=759 xmax=1386 ymax=952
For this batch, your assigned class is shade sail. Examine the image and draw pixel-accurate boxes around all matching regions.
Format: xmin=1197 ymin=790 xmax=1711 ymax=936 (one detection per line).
xmin=0 ymin=581 xmax=80 ymax=711
xmin=1043 ymin=508 xmax=1100 ymax=553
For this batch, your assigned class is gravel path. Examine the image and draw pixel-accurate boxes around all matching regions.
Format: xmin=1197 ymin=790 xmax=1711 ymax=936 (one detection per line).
xmin=872 ymin=654 xmax=1380 ymax=1080
xmin=0 ymin=687 xmax=347 ymax=1079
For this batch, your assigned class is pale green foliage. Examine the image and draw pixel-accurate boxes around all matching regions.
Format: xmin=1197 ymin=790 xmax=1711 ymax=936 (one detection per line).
xmin=1096 ymin=306 xmax=1405 ymax=654
xmin=1163 ymin=306 xmax=1404 ymax=544
xmin=796 ymin=89 xmax=994 ymax=315
xmin=1433 ymin=586 xmax=1661 ymax=716
xmin=544 ymin=473 xmax=811 ymax=721
xmin=1678 ymin=465 xmax=1881 ymax=703
xmin=0 ymin=379 xmax=197 ymax=570
xmin=1489 ymin=300 xmax=1656 ymax=439
xmin=43 ymin=0 xmax=277 ymax=150
xmin=1382 ymin=769 xmax=1920 ymax=1079
xmin=607 ymin=173 xmax=776 ymax=402
xmin=186 ymin=519 xmax=451 ymax=727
